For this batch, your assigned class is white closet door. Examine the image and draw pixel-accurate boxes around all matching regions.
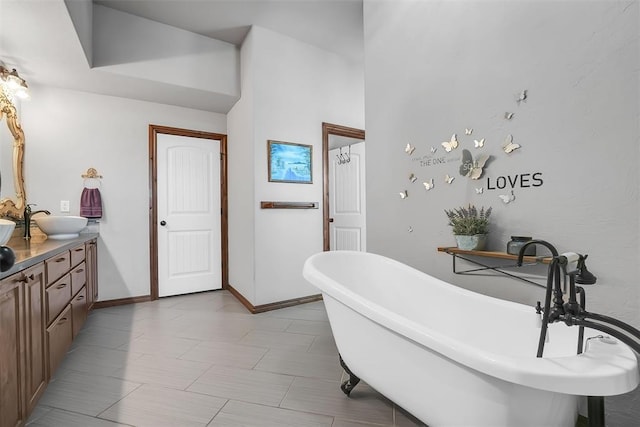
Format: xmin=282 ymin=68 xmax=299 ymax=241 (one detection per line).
xmin=329 ymin=142 xmax=366 ymax=251
xmin=157 ymin=134 xmax=221 ymax=297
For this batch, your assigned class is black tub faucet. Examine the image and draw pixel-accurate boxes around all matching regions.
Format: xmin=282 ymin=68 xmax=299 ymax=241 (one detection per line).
xmin=23 ymin=204 xmax=50 ymax=239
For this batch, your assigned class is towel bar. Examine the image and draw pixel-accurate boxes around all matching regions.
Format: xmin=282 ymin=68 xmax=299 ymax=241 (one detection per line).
xmin=260 ymin=201 xmax=318 ymax=209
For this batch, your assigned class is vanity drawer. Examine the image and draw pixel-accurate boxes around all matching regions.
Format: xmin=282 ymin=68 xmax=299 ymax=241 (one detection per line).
xmin=46 ymin=304 xmax=73 ymax=377
xmin=70 ymin=244 xmax=86 ymax=267
xmin=45 ymin=251 xmax=71 ymax=284
xmin=70 ymin=261 xmax=86 ymax=296
xmin=71 ymin=286 xmax=87 ymax=338
xmin=46 ymin=273 xmax=72 ymax=325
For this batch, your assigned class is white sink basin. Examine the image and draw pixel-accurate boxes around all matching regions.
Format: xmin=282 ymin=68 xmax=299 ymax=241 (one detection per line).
xmin=34 ymin=216 xmax=88 ymax=239
xmin=0 ymin=219 xmax=16 ymax=245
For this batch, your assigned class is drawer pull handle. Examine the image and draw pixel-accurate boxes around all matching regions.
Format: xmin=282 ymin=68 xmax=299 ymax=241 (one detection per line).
xmin=28 ymin=274 xmax=35 ymax=281
xmin=56 ymin=283 xmax=68 ymax=289
xmin=55 ymin=257 xmax=67 ymax=263
xmin=76 ymin=295 xmax=85 ymax=300
xmin=59 ymin=317 xmax=68 ymax=323
xmin=74 ymin=248 xmax=84 ymax=252
xmin=76 ymin=269 xmax=85 ymax=273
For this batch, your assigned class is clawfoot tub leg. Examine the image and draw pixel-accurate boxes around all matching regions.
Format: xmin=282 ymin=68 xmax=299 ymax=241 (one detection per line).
xmin=339 ymin=354 xmax=361 ymax=396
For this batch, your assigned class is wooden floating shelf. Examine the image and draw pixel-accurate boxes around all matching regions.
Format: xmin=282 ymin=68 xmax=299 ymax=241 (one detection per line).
xmin=260 ymin=201 xmax=318 ymax=209
xmin=437 ymin=246 xmax=552 ymax=264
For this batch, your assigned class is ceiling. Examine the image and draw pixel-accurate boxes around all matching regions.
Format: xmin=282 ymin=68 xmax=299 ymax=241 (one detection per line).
xmin=0 ymin=0 xmax=364 ymax=113
xmin=95 ymin=0 xmax=364 ymax=61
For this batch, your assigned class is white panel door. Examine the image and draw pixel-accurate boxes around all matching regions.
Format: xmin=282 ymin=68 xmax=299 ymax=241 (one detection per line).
xmin=157 ymin=134 xmax=221 ymax=297
xmin=329 ymin=142 xmax=366 ymax=251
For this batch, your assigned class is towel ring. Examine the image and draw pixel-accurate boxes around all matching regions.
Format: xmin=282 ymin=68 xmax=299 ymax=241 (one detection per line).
xmin=81 ymin=168 xmax=103 ymax=179
xmin=82 ymin=168 xmax=103 ymax=188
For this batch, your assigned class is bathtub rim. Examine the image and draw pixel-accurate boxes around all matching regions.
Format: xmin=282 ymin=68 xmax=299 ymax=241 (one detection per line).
xmin=303 ymin=250 xmax=639 ymax=396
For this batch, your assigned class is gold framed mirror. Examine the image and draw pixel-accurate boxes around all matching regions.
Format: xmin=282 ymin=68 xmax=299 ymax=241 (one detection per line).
xmin=0 ymin=89 xmax=26 ymax=219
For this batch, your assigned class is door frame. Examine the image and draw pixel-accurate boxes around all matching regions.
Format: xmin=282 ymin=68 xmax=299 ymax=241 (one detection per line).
xmin=322 ymin=122 xmax=365 ymax=251
xmin=148 ymin=124 xmax=228 ymax=300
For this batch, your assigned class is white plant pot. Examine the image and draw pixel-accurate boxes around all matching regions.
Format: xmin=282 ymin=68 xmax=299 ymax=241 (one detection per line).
xmin=455 ymin=234 xmax=487 ymax=251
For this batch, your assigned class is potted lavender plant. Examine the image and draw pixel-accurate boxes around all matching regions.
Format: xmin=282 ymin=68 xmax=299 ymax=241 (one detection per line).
xmin=444 ymin=204 xmax=492 ymax=250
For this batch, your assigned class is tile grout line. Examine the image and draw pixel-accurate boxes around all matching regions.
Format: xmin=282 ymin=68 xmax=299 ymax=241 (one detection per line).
xmin=93 ymin=380 xmax=145 ymax=422
xmin=204 ymin=397 xmax=231 ymax=425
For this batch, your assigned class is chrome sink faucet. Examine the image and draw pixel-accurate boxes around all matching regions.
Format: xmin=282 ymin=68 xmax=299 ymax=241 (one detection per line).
xmin=23 ymin=204 xmax=51 ymax=239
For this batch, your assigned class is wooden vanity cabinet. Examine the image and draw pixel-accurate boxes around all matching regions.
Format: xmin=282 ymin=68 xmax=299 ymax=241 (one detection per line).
xmin=0 ymin=237 xmax=98 ymax=426
xmin=0 ymin=263 xmax=46 ymax=427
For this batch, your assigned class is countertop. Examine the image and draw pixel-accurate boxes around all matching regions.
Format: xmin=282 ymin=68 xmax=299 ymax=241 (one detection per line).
xmin=0 ymin=233 xmax=99 ymax=279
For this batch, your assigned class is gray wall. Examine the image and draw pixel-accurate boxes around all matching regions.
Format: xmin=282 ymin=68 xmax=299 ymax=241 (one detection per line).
xmin=363 ymin=0 xmax=639 ymax=421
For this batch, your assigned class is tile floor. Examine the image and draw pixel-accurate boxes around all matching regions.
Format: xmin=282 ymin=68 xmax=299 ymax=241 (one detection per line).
xmin=27 ymin=290 xmax=426 ymax=427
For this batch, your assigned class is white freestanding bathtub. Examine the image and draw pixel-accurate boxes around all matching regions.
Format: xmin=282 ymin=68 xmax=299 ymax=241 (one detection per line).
xmin=302 ymin=251 xmax=639 ymax=427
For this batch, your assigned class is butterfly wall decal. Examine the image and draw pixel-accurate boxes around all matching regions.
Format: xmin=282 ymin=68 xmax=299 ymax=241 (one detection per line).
xmin=444 ymin=174 xmax=455 ymax=184
xmin=409 ymin=173 xmax=417 ymax=183
xmin=499 ymin=190 xmax=516 ymax=204
xmin=423 ymin=179 xmax=434 ymax=191
xmin=459 ymin=149 xmax=490 ymax=180
xmin=405 ymin=143 xmax=415 ymax=155
xmin=517 ymin=89 xmax=528 ymax=104
xmin=465 ymin=128 xmax=473 ymax=135
xmin=399 ymin=190 xmax=408 ymax=199
xmin=503 ymin=134 xmax=521 ymax=154
xmin=475 ymin=187 xmax=484 ymax=194
xmin=441 ymin=134 xmax=458 ymax=152
xmin=430 ymin=146 xmax=437 ymax=154
xmin=504 ymin=112 xmax=514 ymax=120
xmin=474 ymin=138 xmax=485 ymax=148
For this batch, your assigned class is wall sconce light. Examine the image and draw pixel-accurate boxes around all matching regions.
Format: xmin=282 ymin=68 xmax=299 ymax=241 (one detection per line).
xmin=0 ymin=65 xmax=30 ymax=100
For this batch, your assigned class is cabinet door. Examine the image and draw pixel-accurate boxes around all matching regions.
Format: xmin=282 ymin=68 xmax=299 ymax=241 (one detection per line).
xmin=23 ymin=263 xmax=47 ymax=414
xmin=70 ymin=244 xmax=85 ymax=268
xmin=0 ymin=273 xmax=26 ymax=427
xmin=45 ymin=273 xmax=72 ymax=325
xmin=45 ymin=251 xmax=70 ymax=285
xmin=46 ymin=304 xmax=73 ymax=377
xmin=70 ymin=261 xmax=86 ymax=296
xmin=85 ymin=239 xmax=98 ymax=307
xmin=71 ymin=286 xmax=88 ymax=338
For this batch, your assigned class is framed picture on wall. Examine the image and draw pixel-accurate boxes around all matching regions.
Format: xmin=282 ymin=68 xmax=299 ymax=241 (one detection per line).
xmin=267 ymin=140 xmax=313 ymax=184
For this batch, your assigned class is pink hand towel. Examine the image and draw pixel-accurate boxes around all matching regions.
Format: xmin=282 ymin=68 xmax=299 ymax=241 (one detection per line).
xmin=80 ymin=188 xmax=102 ymax=218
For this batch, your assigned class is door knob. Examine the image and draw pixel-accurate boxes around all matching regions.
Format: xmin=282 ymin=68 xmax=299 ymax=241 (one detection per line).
xmin=160 ymin=220 xmax=167 ymax=226
xmin=328 ymin=218 xmax=334 ymax=223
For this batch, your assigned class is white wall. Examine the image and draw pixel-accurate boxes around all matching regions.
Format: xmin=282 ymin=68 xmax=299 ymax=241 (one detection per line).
xmin=228 ymin=26 xmax=364 ymax=306
xmin=227 ymin=28 xmax=257 ymax=303
xmin=20 ymin=85 xmax=226 ymax=301
xmin=363 ymin=0 xmax=639 ymax=421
